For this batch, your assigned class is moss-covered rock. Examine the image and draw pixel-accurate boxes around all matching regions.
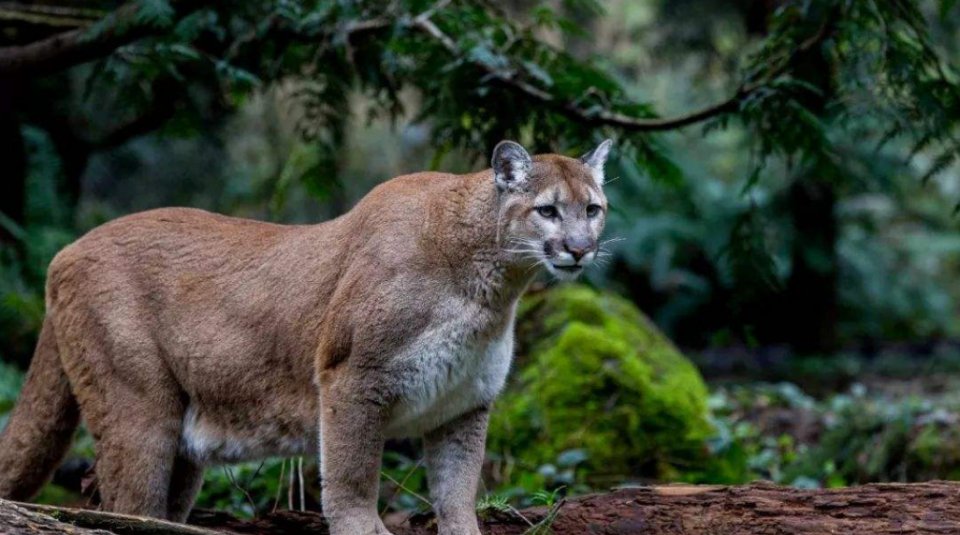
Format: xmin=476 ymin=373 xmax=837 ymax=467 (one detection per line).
xmin=488 ymin=284 xmax=717 ymax=489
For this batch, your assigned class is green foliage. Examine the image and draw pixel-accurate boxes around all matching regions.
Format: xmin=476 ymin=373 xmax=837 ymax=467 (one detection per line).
xmin=134 ymin=0 xmax=175 ymax=30
xmin=195 ymin=458 xmax=294 ymax=518
xmin=595 ymin=105 xmax=960 ymax=347
xmin=0 ymin=362 xmax=24 ymax=420
xmin=476 ymin=492 xmax=511 ymax=516
xmin=835 ymin=2 xmax=960 ymax=183
xmin=725 ymin=0 xmax=960 ymax=172
xmin=784 ymin=389 xmax=960 ymax=485
xmin=593 ymin=145 xmax=793 ymax=343
xmin=380 ymin=450 xmax=430 ymax=513
xmin=488 ymin=284 xmax=721 ymax=491
xmin=708 ymin=383 xmax=815 ymax=484
xmin=0 ymin=127 xmax=75 ymax=364
xmin=710 ymin=378 xmax=960 ymax=488
xmin=838 ymin=217 xmax=960 ymax=341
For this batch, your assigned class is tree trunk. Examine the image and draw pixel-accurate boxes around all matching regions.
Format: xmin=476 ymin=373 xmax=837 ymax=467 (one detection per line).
xmin=745 ymin=0 xmax=840 ymax=353
xmin=5 ymin=481 xmax=960 ymax=534
xmin=783 ymin=175 xmax=839 ymax=352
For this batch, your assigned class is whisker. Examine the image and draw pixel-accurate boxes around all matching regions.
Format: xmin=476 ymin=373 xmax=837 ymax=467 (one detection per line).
xmin=506 ymin=256 xmax=543 ymax=263
xmin=507 ymin=253 xmax=542 ymax=261
xmin=508 ymin=241 xmax=541 ymax=249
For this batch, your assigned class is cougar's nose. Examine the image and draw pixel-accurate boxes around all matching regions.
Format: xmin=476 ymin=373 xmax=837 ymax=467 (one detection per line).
xmin=563 ymin=238 xmax=594 ymax=262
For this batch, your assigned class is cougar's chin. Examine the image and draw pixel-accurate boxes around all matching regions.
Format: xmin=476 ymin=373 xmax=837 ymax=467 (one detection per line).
xmin=546 ymin=262 xmax=584 ymax=281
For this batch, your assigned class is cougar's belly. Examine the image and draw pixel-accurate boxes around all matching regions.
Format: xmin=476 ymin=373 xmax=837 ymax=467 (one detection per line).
xmin=179 ymin=393 xmax=318 ymax=464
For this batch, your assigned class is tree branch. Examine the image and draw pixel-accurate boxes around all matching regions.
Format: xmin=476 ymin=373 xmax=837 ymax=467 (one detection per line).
xmin=0 ymin=1 xmax=203 ymax=78
xmin=0 ymin=2 xmax=102 ymax=29
xmin=0 ymin=2 xmax=147 ymax=77
xmin=412 ymin=17 xmax=733 ymax=131
xmin=409 ymin=7 xmax=833 ymax=133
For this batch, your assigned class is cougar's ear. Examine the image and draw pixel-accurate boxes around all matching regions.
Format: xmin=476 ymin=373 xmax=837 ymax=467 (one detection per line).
xmin=580 ymin=139 xmax=614 ymax=187
xmin=491 ymin=140 xmax=532 ymax=192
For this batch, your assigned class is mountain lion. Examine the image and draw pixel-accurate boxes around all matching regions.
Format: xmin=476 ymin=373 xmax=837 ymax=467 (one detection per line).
xmin=0 ymin=139 xmax=612 ymax=534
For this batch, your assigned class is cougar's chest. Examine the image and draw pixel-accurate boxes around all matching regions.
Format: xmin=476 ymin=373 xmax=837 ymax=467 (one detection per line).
xmin=385 ymin=305 xmax=516 ymax=437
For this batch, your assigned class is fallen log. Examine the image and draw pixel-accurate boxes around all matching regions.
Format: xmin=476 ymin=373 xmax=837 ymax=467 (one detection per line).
xmin=2 ymin=500 xmax=224 ymax=535
xmin=4 ymin=481 xmax=960 ymax=534
xmin=0 ymin=499 xmax=110 ymax=535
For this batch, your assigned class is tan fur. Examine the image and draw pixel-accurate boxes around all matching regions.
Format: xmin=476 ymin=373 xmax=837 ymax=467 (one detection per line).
xmin=0 ymin=142 xmax=610 ymax=534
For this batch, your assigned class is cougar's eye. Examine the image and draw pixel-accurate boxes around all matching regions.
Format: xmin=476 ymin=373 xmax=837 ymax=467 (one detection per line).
xmin=586 ymin=204 xmax=602 ymax=218
xmin=536 ymin=205 xmax=559 ymax=219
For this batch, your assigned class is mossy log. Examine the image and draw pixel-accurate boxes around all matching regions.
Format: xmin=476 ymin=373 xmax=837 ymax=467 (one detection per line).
xmin=5 ymin=481 xmax=960 ymax=534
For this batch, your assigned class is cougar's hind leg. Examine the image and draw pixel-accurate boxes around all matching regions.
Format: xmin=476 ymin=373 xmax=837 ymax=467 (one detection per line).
xmin=62 ymin=328 xmax=185 ymax=519
xmin=167 ymin=454 xmax=205 ymax=522
xmin=91 ymin=391 xmax=183 ymax=518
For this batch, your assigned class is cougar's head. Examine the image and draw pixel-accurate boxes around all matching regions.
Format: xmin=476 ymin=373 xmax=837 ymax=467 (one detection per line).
xmin=493 ymin=139 xmax=612 ymax=281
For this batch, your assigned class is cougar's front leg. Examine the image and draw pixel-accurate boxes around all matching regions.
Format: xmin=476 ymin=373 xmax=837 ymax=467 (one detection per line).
xmin=424 ymin=407 xmax=490 ymax=535
xmin=319 ymin=375 xmax=392 ymax=535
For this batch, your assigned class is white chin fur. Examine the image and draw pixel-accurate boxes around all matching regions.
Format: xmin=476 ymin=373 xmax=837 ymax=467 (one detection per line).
xmin=546 ymin=264 xmax=584 ymax=281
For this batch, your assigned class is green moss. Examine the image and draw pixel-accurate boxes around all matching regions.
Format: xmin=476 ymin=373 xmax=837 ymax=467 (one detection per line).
xmin=490 ymin=284 xmax=717 ymax=489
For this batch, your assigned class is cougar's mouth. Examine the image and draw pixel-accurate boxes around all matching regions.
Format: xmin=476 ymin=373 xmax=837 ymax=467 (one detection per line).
xmin=552 ymin=264 xmax=583 ymax=273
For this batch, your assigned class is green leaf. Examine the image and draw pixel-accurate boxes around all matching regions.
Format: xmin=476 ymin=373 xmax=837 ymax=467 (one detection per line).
xmin=522 ymin=61 xmax=553 ymax=87
xmin=941 ymin=0 xmax=959 ymax=20
xmin=135 ymin=0 xmax=175 ymax=29
xmin=466 ymin=45 xmax=509 ymax=71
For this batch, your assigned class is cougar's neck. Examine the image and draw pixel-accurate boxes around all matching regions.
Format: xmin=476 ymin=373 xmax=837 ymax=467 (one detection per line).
xmin=433 ymin=172 xmax=540 ymax=308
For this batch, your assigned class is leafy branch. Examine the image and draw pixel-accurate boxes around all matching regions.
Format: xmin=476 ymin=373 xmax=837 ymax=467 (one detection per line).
xmin=0 ymin=0 xmax=830 ymax=136
xmin=410 ymin=7 xmax=834 ymax=133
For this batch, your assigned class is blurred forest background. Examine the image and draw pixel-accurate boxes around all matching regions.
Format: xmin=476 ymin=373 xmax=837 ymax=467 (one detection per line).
xmin=2 ymin=0 xmax=960 ymax=520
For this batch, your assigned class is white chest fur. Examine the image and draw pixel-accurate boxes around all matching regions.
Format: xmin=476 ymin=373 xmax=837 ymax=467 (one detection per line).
xmin=384 ymin=300 xmax=516 ymax=438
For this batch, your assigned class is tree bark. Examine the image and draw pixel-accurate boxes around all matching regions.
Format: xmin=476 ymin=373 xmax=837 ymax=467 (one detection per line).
xmin=5 ymin=501 xmax=225 ymax=535
xmin=783 ymin=175 xmax=839 ymax=352
xmin=5 ymin=482 xmax=960 ymax=535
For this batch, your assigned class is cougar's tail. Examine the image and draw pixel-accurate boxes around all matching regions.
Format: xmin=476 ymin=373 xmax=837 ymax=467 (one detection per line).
xmin=0 ymin=316 xmax=79 ymax=500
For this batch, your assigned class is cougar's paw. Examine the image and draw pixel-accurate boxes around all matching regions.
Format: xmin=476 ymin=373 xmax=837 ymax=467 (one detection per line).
xmin=438 ymin=525 xmax=482 ymax=535
xmin=437 ymin=515 xmax=483 ymax=535
xmin=327 ymin=513 xmax=394 ymax=535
